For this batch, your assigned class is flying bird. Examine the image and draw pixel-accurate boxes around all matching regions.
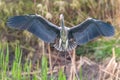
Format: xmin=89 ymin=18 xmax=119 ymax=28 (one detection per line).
xmin=7 ymin=14 xmax=115 ymax=51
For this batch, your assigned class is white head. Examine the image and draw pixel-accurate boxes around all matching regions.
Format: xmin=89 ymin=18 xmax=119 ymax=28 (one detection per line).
xmin=60 ymin=14 xmax=64 ymax=20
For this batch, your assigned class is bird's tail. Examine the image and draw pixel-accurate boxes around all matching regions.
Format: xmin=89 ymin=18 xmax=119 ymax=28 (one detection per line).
xmin=54 ymin=40 xmax=77 ymax=52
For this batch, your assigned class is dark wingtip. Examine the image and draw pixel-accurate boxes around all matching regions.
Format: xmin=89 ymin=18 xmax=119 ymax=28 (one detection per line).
xmin=6 ymin=16 xmax=30 ymax=30
xmin=103 ymin=23 xmax=115 ymax=37
xmin=6 ymin=17 xmax=13 ymax=27
xmin=94 ymin=19 xmax=115 ymax=37
xmin=6 ymin=16 xmax=20 ymax=29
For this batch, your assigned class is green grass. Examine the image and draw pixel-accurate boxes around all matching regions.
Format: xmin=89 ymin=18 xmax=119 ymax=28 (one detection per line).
xmin=76 ymin=39 xmax=118 ymax=61
xmin=0 ymin=43 xmax=68 ymax=80
xmin=58 ymin=70 xmax=66 ymax=80
xmin=41 ymin=56 xmax=48 ymax=80
xmin=0 ymin=0 xmax=119 ymax=59
xmin=0 ymin=0 xmax=120 ymax=79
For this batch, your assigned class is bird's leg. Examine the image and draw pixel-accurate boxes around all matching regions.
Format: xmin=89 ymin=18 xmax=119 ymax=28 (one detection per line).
xmin=65 ymin=39 xmax=68 ymax=50
xmin=59 ymin=38 xmax=62 ymax=49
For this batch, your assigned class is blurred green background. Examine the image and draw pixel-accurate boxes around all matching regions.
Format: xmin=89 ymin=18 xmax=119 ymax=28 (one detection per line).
xmin=0 ymin=0 xmax=120 ymax=61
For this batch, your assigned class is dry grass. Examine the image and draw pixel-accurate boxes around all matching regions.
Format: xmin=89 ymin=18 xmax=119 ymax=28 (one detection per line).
xmin=43 ymin=49 xmax=120 ymax=80
xmin=0 ymin=0 xmax=120 ymax=80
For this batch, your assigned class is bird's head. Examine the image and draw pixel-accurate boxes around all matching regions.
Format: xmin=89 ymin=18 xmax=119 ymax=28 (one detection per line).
xmin=60 ymin=14 xmax=64 ymax=20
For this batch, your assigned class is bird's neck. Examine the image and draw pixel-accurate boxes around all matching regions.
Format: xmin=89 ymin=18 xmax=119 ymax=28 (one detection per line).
xmin=60 ymin=19 xmax=67 ymax=39
xmin=59 ymin=17 xmax=68 ymax=51
xmin=60 ymin=18 xmax=65 ymax=30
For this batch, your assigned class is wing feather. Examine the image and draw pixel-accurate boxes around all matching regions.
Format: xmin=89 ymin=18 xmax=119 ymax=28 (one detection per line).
xmin=7 ymin=14 xmax=60 ymax=43
xmin=68 ymin=18 xmax=115 ymax=45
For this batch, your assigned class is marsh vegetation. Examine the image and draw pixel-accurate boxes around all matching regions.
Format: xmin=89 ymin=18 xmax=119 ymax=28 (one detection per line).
xmin=0 ymin=0 xmax=120 ymax=80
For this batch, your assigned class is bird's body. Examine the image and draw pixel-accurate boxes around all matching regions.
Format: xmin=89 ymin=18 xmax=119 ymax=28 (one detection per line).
xmin=7 ymin=14 xmax=115 ymax=51
xmin=56 ymin=14 xmax=73 ymax=51
xmin=59 ymin=27 xmax=68 ymax=50
xmin=59 ymin=15 xmax=68 ymax=50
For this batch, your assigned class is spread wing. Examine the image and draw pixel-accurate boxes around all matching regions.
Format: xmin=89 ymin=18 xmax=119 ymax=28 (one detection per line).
xmin=7 ymin=14 xmax=60 ymax=43
xmin=68 ymin=18 xmax=115 ymax=45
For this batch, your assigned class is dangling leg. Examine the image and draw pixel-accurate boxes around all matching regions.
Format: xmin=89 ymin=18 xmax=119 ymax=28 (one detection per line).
xmin=65 ymin=39 xmax=68 ymax=50
xmin=59 ymin=38 xmax=62 ymax=49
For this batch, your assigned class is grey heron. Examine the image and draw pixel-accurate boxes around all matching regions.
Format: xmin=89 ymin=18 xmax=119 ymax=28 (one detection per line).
xmin=7 ymin=14 xmax=115 ymax=51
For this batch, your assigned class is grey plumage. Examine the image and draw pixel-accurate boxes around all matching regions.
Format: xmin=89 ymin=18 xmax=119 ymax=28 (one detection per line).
xmin=68 ymin=18 xmax=114 ymax=45
xmin=7 ymin=14 xmax=60 ymax=43
xmin=7 ymin=14 xmax=115 ymax=51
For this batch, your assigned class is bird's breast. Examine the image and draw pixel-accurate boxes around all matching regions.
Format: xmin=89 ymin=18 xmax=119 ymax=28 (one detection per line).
xmin=60 ymin=30 xmax=68 ymax=42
